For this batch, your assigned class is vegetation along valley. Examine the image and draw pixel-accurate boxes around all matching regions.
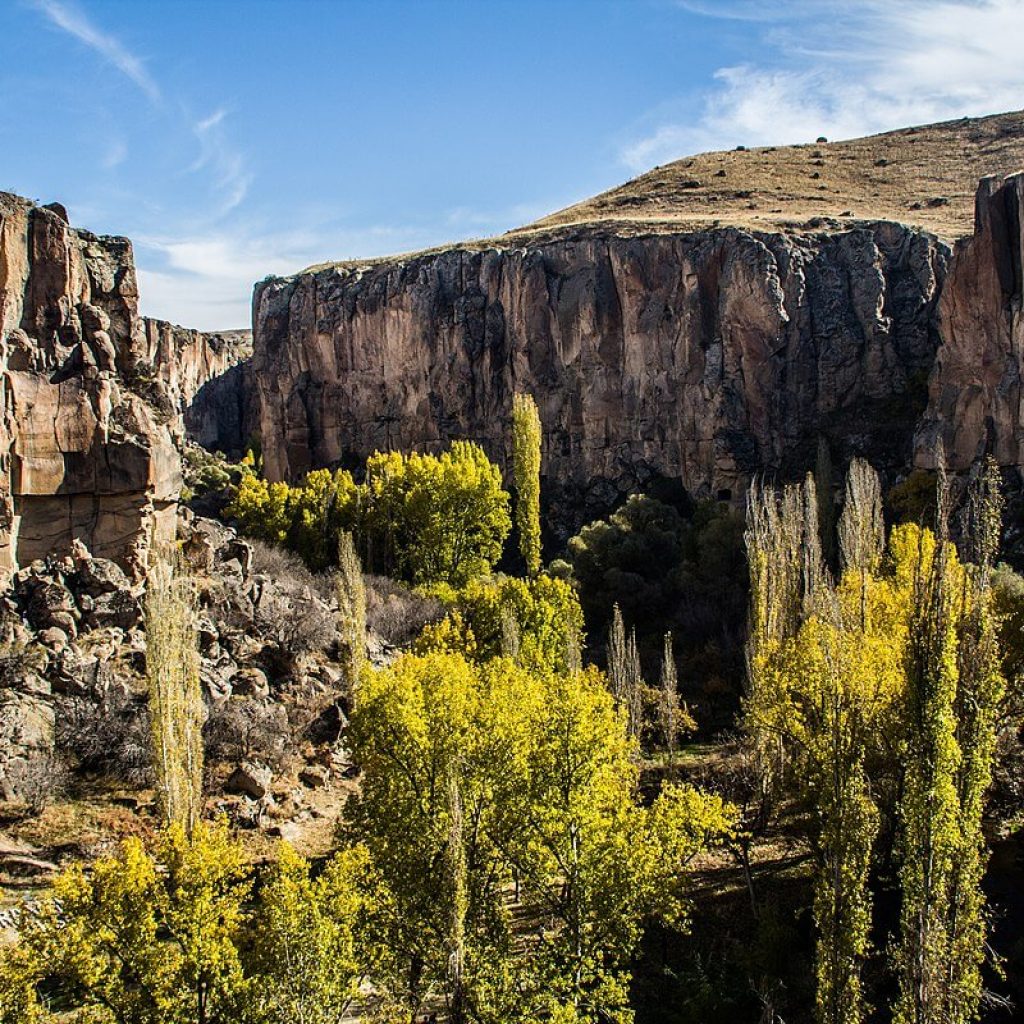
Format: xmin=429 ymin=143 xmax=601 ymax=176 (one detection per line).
xmin=2 ymin=2 xmax=1024 ymax=1022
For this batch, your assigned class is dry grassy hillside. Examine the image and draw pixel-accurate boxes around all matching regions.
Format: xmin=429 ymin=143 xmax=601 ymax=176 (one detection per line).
xmin=305 ymin=110 xmax=1024 ymax=275
xmin=521 ymin=109 xmax=1024 ymax=243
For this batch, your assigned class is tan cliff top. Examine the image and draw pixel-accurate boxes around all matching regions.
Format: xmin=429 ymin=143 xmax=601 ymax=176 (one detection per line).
xmin=301 ymin=109 xmax=1024 ymax=276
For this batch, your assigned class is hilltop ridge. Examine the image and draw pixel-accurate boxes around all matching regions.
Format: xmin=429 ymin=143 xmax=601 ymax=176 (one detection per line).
xmin=300 ymin=109 xmax=1024 ymax=276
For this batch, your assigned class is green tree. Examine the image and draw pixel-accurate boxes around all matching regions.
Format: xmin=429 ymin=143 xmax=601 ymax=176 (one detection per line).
xmin=512 ymin=393 xmax=543 ymax=576
xmin=745 ymin=469 xmax=900 ymax=1024
xmin=225 ymin=472 xmax=292 ymax=546
xmin=943 ymin=461 xmax=1004 ymax=1024
xmin=146 ymin=556 xmax=203 ymax=833
xmin=893 ymin=523 xmax=963 ymax=1024
xmin=347 ymin=649 xmax=733 ymax=1024
xmin=441 ymin=572 xmax=585 ymax=673
xmin=659 ymin=632 xmax=694 ymax=764
xmin=344 ymin=650 xmax=509 ymax=1019
xmin=226 ymin=443 xmax=510 ymax=587
xmin=13 ymin=823 xmax=250 ymax=1024
xmin=489 ymin=666 xmax=733 ymax=1022
xmin=250 ymin=843 xmax=373 ymax=1024
xmin=400 ymin=442 xmax=512 ymax=587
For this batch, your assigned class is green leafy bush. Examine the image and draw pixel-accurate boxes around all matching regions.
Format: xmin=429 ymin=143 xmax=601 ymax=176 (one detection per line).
xmin=225 ymin=441 xmax=511 ymax=585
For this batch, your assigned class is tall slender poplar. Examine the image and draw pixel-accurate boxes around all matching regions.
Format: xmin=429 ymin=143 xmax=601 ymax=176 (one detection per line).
xmin=512 ymin=393 xmax=543 ymax=576
xmin=145 ymin=555 xmax=204 ymax=834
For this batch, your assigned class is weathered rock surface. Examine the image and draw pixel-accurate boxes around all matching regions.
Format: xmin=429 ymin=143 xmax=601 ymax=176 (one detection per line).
xmin=0 ymin=514 xmax=354 ymax=805
xmin=0 ymin=193 xmax=252 ymax=576
xmin=0 ymin=192 xmax=180 ymax=576
xmin=915 ymin=172 xmax=1024 ymax=470
xmin=250 ymin=173 xmax=1024 ymax=533
xmin=138 ymin=319 xmax=253 ymax=449
xmin=252 ymin=220 xmax=948 ymax=531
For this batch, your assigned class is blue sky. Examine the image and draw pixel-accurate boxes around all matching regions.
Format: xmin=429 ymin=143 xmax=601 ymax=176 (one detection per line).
xmin=3 ymin=0 xmax=1023 ymax=329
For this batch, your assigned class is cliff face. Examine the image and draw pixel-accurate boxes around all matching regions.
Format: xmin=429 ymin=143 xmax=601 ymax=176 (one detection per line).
xmin=0 ymin=194 xmax=182 ymax=576
xmin=915 ymin=173 xmax=1024 ymax=470
xmin=252 ymin=218 xmax=948 ymax=531
xmin=138 ymin=319 xmax=253 ymax=451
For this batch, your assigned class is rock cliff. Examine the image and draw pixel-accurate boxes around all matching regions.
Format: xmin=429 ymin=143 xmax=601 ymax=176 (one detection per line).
xmin=0 ymin=193 xmax=183 ymax=575
xmin=252 ymin=219 xmax=948 ymax=530
xmin=915 ymin=172 xmax=1024 ymax=471
xmin=250 ymin=169 xmax=1024 ymax=533
xmin=0 ymin=194 xmax=247 ymax=577
xmin=138 ymin=319 xmax=253 ymax=451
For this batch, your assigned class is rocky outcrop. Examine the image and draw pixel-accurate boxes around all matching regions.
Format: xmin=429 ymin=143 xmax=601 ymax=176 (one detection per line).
xmin=0 ymin=193 xmax=180 ymax=576
xmin=252 ymin=221 xmax=948 ymax=532
xmin=915 ymin=172 xmax=1024 ymax=472
xmin=0 ymin=515 xmax=355 ymax=808
xmin=251 ymin=173 xmax=1024 ymax=530
xmin=138 ymin=319 xmax=252 ymax=447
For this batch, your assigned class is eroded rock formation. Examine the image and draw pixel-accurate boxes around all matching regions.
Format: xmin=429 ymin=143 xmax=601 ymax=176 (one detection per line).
xmin=250 ymin=173 xmax=1024 ymax=532
xmin=915 ymin=172 xmax=1024 ymax=470
xmin=252 ymin=220 xmax=948 ymax=531
xmin=137 ymin=320 xmax=252 ymax=455
xmin=0 ymin=193 xmax=184 ymax=575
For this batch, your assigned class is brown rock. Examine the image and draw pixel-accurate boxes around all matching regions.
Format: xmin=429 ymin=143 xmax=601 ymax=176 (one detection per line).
xmin=915 ymin=172 xmax=1024 ymax=472
xmin=298 ymin=764 xmax=329 ymax=789
xmin=225 ymin=761 xmax=272 ymax=800
xmin=251 ymin=220 xmax=946 ymax=531
xmin=0 ymin=192 xmax=181 ymax=577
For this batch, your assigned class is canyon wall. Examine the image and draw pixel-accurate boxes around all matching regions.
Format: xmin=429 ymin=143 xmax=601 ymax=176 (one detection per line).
xmin=138 ymin=319 xmax=253 ymax=451
xmin=252 ymin=214 xmax=949 ymax=532
xmin=915 ymin=173 xmax=1024 ymax=470
xmin=0 ymin=194 xmax=245 ymax=577
xmin=250 ymin=173 xmax=1024 ymax=533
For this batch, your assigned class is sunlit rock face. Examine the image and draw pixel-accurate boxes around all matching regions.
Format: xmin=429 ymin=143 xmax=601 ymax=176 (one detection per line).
xmin=0 ymin=192 xmax=181 ymax=576
xmin=251 ymin=214 xmax=951 ymax=534
xmin=915 ymin=172 xmax=1024 ymax=474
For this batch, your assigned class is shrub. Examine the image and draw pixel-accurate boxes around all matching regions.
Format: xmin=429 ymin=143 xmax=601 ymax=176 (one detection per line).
xmin=56 ymin=689 xmax=153 ymax=786
xmin=225 ymin=441 xmax=511 ymax=587
xmin=5 ymin=753 xmax=68 ymax=814
xmin=204 ymin=698 xmax=289 ymax=769
xmin=365 ymin=575 xmax=445 ymax=647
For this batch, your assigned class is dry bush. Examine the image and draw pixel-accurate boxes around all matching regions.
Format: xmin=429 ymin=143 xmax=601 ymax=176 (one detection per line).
xmin=365 ymin=574 xmax=445 ymax=647
xmin=249 ymin=540 xmax=338 ymax=658
xmin=257 ymin=590 xmax=337 ymax=660
xmin=249 ymin=539 xmax=335 ymax=601
xmin=0 ymin=642 xmax=48 ymax=689
xmin=55 ymin=689 xmax=153 ymax=786
xmin=204 ymin=698 xmax=289 ymax=769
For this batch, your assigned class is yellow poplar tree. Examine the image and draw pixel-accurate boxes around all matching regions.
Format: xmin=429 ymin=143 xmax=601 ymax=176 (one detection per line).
xmin=146 ymin=555 xmax=204 ymax=834
xmin=336 ymin=530 xmax=367 ymax=684
xmin=512 ymin=392 xmax=543 ymax=576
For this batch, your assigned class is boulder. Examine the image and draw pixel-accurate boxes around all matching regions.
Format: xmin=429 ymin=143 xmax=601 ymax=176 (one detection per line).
xmin=230 ymin=666 xmax=270 ymax=698
xmin=85 ymin=590 xmax=142 ymax=631
xmin=298 ymin=764 xmax=329 ymax=789
xmin=0 ymin=691 xmax=55 ymax=802
xmin=225 ymin=761 xmax=272 ymax=800
xmin=73 ymin=557 xmax=131 ymax=598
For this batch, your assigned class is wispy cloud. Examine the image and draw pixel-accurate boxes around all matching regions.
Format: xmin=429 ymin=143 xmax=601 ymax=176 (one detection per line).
xmin=135 ymin=220 xmax=446 ymax=330
xmin=101 ymin=137 xmax=127 ymax=169
xmin=623 ymin=0 xmax=1024 ymax=170
xmin=31 ymin=0 xmax=160 ymax=102
xmin=190 ymin=108 xmax=252 ymax=215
